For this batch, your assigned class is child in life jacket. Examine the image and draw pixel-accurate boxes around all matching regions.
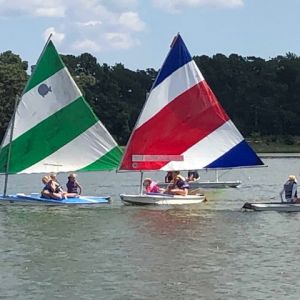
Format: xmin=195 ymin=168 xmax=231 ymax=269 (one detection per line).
xmin=66 ymin=173 xmax=82 ymax=195
xmin=143 ymin=178 xmax=161 ymax=193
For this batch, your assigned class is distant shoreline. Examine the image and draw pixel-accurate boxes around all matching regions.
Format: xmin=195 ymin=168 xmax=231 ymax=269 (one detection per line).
xmin=258 ymin=153 xmax=300 ymax=158
xmin=248 ymin=137 xmax=300 ymax=154
xmin=120 ymin=139 xmax=300 ymax=156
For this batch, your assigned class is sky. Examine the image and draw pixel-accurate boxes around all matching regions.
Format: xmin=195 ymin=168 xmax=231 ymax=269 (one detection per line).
xmin=0 ymin=0 xmax=300 ymax=72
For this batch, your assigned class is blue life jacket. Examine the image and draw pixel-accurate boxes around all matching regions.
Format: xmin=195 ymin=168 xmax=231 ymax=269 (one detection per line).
xmin=284 ymin=181 xmax=297 ymax=199
xmin=43 ymin=182 xmax=52 ymax=192
xmin=67 ymin=181 xmax=79 ymax=193
xmin=176 ymin=176 xmax=190 ymax=189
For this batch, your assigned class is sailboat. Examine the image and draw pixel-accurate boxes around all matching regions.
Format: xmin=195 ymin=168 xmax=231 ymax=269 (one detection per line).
xmin=242 ymin=202 xmax=300 ymax=212
xmin=118 ymin=33 xmax=263 ymax=205
xmin=158 ymin=170 xmax=241 ymax=189
xmin=0 ymin=37 xmax=123 ymax=205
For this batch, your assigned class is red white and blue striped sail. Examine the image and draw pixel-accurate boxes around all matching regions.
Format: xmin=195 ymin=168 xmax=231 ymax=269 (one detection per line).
xmin=119 ymin=34 xmax=263 ymax=171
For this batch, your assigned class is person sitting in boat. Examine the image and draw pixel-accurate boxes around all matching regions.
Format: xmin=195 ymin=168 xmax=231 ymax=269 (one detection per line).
xmin=49 ymin=172 xmax=63 ymax=193
xmin=164 ymin=171 xmax=173 ymax=183
xmin=143 ymin=178 xmax=161 ymax=194
xmin=280 ymin=175 xmax=298 ymax=203
xmin=166 ymin=171 xmax=190 ymax=196
xmin=66 ymin=173 xmax=82 ymax=195
xmin=41 ymin=175 xmax=78 ymax=200
xmin=41 ymin=175 xmax=64 ymax=199
xmin=187 ymin=170 xmax=200 ymax=182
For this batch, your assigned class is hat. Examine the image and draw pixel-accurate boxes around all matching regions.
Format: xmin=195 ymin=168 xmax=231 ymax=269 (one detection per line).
xmin=288 ymin=175 xmax=297 ymax=182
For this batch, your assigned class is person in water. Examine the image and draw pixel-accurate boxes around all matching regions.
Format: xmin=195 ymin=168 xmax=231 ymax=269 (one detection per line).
xmin=66 ymin=173 xmax=82 ymax=195
xmin=280 ymin=175 xmax=298 ymax=203
xmin=165 ymin=171 xmax=189 ymax=196
xmin=143 ymin=178 xmax=161 ymax=193
xmin=187 ymin=170 xmax=200 ymax=182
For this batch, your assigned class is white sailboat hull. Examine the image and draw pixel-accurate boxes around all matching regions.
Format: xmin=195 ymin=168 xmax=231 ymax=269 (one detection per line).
xmin=158 ymin=180 xmax=241 ymax=189
xmin=120 ymin=193 xmax=206 ymax=205
xmin=243 ymin=202 xmax=300 ymax=212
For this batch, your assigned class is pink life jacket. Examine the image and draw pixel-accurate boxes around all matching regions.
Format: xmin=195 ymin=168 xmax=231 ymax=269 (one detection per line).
xmin=146 ymin=181 xmax=160 ymax=193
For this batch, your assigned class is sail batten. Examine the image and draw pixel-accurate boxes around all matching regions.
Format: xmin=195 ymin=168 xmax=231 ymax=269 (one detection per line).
xmin=132 ymin=155 xmax=184 ymax=162
xmin=0 ymin=39 xmax=122 ymax=174
xmin=119 ymin=34 xmax=263 ymax=171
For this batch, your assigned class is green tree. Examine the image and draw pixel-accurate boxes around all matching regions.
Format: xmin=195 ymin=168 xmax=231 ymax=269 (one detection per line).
xmin=0 ymin=51 xmax=28 ymax=140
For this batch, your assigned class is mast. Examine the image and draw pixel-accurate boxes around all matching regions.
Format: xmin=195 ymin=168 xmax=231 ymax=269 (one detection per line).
xmin=139 ymin=171 xmax=144 ymax=195
xmin=3 ymin=95 xmax=19 ymax=196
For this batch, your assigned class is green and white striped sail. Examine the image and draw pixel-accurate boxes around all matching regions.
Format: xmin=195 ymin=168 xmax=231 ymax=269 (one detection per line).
xmin=0 ymin=39 xmax=122 ymax=174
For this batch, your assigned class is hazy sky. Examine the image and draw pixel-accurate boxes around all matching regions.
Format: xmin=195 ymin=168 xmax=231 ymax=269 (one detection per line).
xmin=0 ymin=0 xmax=299 ymax=71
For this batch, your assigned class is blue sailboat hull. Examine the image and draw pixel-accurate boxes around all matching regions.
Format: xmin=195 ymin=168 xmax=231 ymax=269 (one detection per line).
xmin=0 ymin=193 xmax=110 ymax=205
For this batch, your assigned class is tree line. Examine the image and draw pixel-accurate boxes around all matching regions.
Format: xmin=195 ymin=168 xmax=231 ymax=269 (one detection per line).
xmin=1 ymin=50 xmax=300 ymax=145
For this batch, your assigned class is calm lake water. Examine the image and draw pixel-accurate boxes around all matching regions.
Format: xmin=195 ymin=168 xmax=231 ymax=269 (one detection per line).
xmin=1 ymin=156 xmax=300 ymax=299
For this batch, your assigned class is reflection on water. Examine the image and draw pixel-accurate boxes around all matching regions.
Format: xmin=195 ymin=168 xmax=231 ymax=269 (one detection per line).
xmin=1 ymin=157 xmax=300 ymax=299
